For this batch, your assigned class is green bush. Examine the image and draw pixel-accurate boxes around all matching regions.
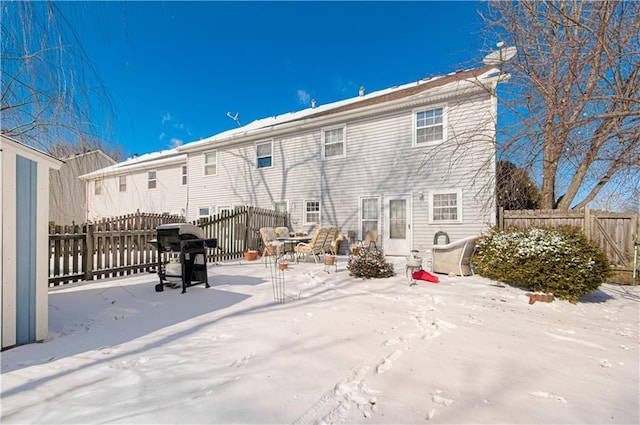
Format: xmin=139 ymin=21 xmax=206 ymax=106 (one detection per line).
xmin=474 ymin=226 xmax=611 ymax=302
xmin=347 ymin=249 xmax=394 ymax=279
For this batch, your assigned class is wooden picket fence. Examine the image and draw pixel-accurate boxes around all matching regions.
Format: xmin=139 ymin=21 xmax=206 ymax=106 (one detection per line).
xmin=48 ymin=207 xmax=287 ymax=286
xmin=498 ymin=206 xmax=639 ymax=284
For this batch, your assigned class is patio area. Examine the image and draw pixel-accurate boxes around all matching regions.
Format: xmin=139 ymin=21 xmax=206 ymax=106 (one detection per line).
xmin=2 ymin=256 xmax=638 ymax=424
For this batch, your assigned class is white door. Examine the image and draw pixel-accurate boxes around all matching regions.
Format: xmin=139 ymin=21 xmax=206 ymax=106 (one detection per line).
xmin=383 ymin=194 xmax=411 ymax=255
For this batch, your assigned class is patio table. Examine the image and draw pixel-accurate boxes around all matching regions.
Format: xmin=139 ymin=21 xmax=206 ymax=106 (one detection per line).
xmin=276 ymin=235 xmax=312 ymax=261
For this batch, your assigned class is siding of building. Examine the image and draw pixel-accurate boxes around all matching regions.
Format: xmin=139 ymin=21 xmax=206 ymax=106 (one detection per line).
xmin=85 ymin=155 xmax=187 ymax=221
xmin=185 ymin=87 xmax=496 ymax=255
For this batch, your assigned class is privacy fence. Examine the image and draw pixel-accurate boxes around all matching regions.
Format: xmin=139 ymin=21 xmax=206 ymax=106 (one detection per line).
xmin=49 ymin=207 xmax=287 ymax=286
xmin=498 ymin=207 xmax=639 ymax=284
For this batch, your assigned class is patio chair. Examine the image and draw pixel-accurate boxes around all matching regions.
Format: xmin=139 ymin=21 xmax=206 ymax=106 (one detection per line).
xmin=260 ymin=227 xmax=280 ymax=267
xmin=294 ymin=227 xmax=329 ymax=263
xmin=322 ymin=226 xmax=338 ymax=256
xmin=275 ymin=227 xmax=290 ymax=238
xmin=431 ymin=235 xmax=478 ymax=276
xmin=362 ymin=229 xmax=378 ymax=251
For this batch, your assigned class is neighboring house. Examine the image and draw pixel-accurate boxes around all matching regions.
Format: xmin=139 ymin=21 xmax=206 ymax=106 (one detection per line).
xmin=84 ymin=64 xmax=504 ymax=256
xmin=80 ymin=149 xmax=188 ymax=222
xmin=49 ymin=150 xmax=116 ymax=225
xmin=1 ymin=134 xmax=62 ymax=349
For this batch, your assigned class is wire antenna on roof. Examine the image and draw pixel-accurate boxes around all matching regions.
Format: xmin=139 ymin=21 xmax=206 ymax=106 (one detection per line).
xmin=227 ymin=112 xmax=241 ymax=126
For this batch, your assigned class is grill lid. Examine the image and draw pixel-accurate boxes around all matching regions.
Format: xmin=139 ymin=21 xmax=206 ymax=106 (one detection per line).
xmin=157 ymin=223 xmax=204 ymax=239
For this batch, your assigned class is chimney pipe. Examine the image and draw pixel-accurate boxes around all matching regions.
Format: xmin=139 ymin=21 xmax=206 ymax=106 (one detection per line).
xmin=359 ymin=86 xmax=365 ymax=96
xmin=311 ymin=98 xmax=316 ymax=109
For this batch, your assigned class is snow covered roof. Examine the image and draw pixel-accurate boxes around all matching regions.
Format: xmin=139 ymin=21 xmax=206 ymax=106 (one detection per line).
xmin=180 ymin=65 xmax=498 ymax=151
xmin=79 ymin=148 xmax=186 ymax=179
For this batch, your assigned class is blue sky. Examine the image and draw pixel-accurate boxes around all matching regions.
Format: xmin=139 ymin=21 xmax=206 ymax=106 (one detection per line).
xmin=56 ymin=1 xmax=489 ymax=158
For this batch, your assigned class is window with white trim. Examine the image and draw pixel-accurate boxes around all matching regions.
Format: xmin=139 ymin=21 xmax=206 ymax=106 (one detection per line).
xmin=95 ymin=179 xmax=103 ymax=195
xmin=429 ymin=189 xmax=462 ymax=223
xmin=198 ymin=207 xmax=210 ymax=218
xmin=304 ymin=200 xmax=320 ymax=224
xmin=148 ymin=170 xmax=157 ymax=189
xmin=415 ymin=106 xmax=445 ymax=146
xmin=203 ymin=151 xmax=217 ymax=176
xmin=360 ymin=196 xmax=380 ymax=240
xmin=322 ymin=125 xmax=346 ymax=158
xmin=181 ymin=165 xmax=187 ymax=185
xmin=256 ymin=140 xmax=273 ymax=169
xmin=119 ymin=175 xmax=126 ymax=192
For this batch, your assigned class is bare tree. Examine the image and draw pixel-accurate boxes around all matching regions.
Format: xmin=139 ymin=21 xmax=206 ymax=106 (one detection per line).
xmin=1 ymin=1 xmax=121 ymax=159
xmin=483 ymin=0 xmax=640 ymax=210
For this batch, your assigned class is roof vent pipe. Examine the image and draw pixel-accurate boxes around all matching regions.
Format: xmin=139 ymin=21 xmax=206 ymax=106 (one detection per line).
xmin=311 ymin=98 xmax=316 ymax=109
xmin=359 ymin=86 xmax=365 ymax=96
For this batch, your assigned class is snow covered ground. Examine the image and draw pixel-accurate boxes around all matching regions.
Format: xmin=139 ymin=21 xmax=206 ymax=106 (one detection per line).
xmin=2 ymin=256 xmax=638 ymax=424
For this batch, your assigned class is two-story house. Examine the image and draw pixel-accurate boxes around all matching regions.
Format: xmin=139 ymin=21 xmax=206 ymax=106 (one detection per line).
xmin=80 ymin=148 xmax=187 ymax=222
xmin=83 ymin=64 xmax=503 ymax=256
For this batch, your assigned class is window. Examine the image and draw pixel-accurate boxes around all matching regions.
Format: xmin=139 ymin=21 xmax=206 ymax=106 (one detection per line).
xmin=95 ymin=179 xmax=103 ymax=195
xmin=322 ymin=125 xmax=346 ymax=158
xmin=429 ymin=190 xmax=462 ymax=223
xmin=304 ymin=200 xmax=320 ymax=224
xmin=204 ymin=151 xmax=217 ymax=176
xmin=274 ymin=201 xmax=288 ymax=213
xmin=119 ymin=175 xmax=126 ymax=192
xmin=360 ymin=197 xmax=380 ymax=239
xmin=198 ymin=207 xmax=210 ymax=218
xmin=148 ymin=170 xmax=157 ymax=189
xmin=256 ymin=141 xmax=273 ymax=168
xmin=415 ymin=106 xmax=445 ymax=145
xmin=181 ymin=165 xmax=187 ymax=185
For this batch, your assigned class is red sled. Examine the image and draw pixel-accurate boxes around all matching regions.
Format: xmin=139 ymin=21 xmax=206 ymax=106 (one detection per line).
xmin=412 ymin=270 xmax=439 ymax=283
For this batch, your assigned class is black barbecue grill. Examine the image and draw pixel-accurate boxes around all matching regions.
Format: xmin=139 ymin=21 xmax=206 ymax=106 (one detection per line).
xmin=151 ymin=223 xmax=217 ymax=294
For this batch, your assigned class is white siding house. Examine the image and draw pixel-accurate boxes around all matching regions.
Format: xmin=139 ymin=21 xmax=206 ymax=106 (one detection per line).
xmin=1 ymin=134 xmax=62 ymax=349
xmin=84 ymin=65 xmax=503 ymax=257
xmin=80 ymin=149 xmax=188 ymax=221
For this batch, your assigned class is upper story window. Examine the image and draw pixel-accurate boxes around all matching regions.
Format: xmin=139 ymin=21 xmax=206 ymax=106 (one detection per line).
xmin=204 ymin=151 xmax=217 ymax=176
xmin=304 ymin=200 xmax=320 ymax=224
xmin=119 ymin=175 xmax=126 ymax=192
xmin=414 ymin=106 xmax=445 ymax=146
xmin=181 ymin=165 xmax=187 ymax=185
xmin=95 ymin=179 xmax=103 ymax=195
xmin=256 ymin=140 xmax=273 ymax=169
xmin=148 ymin=170 xmax=157 ymax=189
xmin=429 ymin=189 xmax=462 ymax=223
xmin=322 ymin=125 xmax=346 ymax=159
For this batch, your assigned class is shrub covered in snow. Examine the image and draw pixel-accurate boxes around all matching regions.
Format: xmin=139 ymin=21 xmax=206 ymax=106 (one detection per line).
xmin=347 ymin=249 xmax=394 ymax=279
xmin=474 ymin=226 xmax=611 ymax=302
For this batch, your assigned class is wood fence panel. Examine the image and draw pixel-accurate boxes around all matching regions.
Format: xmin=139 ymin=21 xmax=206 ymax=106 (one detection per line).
xmin=49 ymin=208 xmax=288 ymax=286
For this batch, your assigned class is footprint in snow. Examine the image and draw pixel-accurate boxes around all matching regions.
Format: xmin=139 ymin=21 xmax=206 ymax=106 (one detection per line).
xmin=230 ymin=353 xmax=256 ymax=368
xmin=431 ymin=389 xmax=454 ymax=407
xmin=376 ymin=350 xmax=403 ymax=374
xmin=529 ymin=391 xmax=567 ymax=404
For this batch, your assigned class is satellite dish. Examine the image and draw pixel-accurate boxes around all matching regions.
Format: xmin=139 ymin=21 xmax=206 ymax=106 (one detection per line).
xmin=483 ymin=46 xmax=517 ymax=65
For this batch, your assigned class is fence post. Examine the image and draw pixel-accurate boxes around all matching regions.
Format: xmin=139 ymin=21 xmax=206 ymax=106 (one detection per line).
xmin=498 ymin=207 xmax=504 ymax=229
xmin=584 ymin=206 xmax=591 ymax=240
xmin=84 ymin=223 xmax=94 ymax=281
